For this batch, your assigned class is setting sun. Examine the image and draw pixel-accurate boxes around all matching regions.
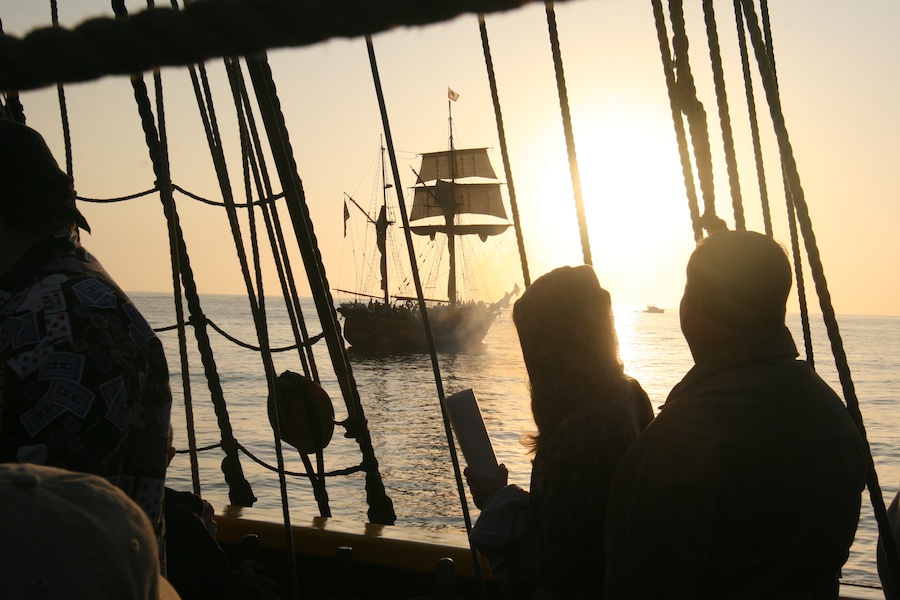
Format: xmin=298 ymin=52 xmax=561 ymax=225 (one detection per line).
xmin=513 ymin=103 xmax=697 ymax=309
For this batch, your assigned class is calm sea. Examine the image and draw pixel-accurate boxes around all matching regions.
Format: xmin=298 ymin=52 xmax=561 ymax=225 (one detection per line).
xmin=132 ymin=293 xmax=900 ymax=589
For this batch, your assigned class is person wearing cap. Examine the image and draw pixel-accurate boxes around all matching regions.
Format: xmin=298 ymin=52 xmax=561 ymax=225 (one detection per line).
xmin=0 ymin=462 xmax=181 ymax=599
xmin=603 ymin=230 xmax=867 ymax=598
xmin=0 ymin=118 xmax=173 ymax=562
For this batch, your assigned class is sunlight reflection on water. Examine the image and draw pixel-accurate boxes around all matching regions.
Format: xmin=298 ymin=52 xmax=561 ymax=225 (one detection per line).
xmin=134 ymin=294 xmax=898 ymax=587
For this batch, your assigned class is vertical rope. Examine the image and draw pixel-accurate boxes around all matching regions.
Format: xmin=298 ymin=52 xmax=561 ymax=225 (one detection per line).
xmin=667 ymin=0 xmax=726 ymax=234
xmin=701 ymin=0 xmax=745 ymax=230
xmin=366 ymin=36 xmax=486 ymax=599
xmin=760 ymin=0 xmax=776 ymax=72
xmin=783 ymin=191 xmax=814 ymax=367
xmin=649 ymin=0 xmax=703 ymax=241
xmin=731 ymin=0 xmax=772 ymax=237
xmin=743 ymin=0 xmax=815 ymax=367
xmin=762 ymin=0 xmax=815 ymax=367
xmin=49 ymin=0 xmax=74 ymax=178
xmin=113 ymin=0 xmax=256 ymax=507
xmin=150 ymin=27 xmax=202 ymax=496
xmin=245 ymin=52 xmax=396 ymax=526
xmin=545 ymin=2 xmax=592 ymax=266
xmin=177 ymin=39 xmax=300 ymax=591
xmin=740 ymin=1 xmax=900 ymax=590
xmin=224 ymin=60 xmax=303 ymax=600
xmin=478 ymin=14 xmax=530 ymax=288
xmin=229 ymin=65 xmax=334 ymax=521
xmin=231 ymin=65 xmax=319 ymax=383
xmin=231 ymin=56 xmax=332 ymax=518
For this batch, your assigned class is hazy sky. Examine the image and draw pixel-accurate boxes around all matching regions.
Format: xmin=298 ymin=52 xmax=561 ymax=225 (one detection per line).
xmin=4 ymin=0 xmax=899 ymax=315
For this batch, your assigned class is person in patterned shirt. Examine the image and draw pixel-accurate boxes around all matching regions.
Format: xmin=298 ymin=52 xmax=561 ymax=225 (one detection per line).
xmin=0 ymin=118 xmax=173 ymax=558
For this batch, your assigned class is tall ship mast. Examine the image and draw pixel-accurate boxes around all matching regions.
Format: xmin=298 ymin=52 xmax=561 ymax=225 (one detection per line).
xmin=409 ymin=100 xmax=510 ymax=307
xmin=337 ymin=103 xmax=516 ymax=353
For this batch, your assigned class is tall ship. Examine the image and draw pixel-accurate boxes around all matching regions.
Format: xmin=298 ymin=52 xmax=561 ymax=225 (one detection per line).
xmin=3 ymin=2 xmax=892 ymax=598
xmin=337 ymin=109 xmax=516 ymax=353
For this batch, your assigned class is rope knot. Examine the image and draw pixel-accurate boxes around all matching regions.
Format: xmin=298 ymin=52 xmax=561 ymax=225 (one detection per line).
xmin=700 ymin=212 xmax=728 ymax=235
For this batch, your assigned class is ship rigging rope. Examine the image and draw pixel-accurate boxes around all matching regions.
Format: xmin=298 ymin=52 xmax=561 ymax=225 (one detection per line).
xmin=667 ymin=0 xmax=726 ymax=236
xmin=701 ymin=0 xmax=745 ymax=231
xmin=228 ymin=55 xmax=334 ymax=520
xmin=243 ymin=51 xmax=397 ymax=526
xmin=151 ymin=43 xmax=207 ymax=496
xmin=174 ymin=443 xmax=366 ymax=479
xmin=183 ymin=44 xmax=305 ymax=591
xmin=0 ymin=0 xmax=574 ymax=93
xmin=650 ymin=0 xmax=703 ymax=240
xmin=77 ymin=188 xmax=158 ymax=203
xmin=75 ymin=184 xmax=282 ymax=206
xmin=50 ymin=0 xmax=74 ymax=180
xmin=545 ymin=1 xmax=591 ymax=267
xmin=732 ymin=0 xmax=771 ymax=237
xmin=739 ymin=0 xmax=900 ymax=588
xmin=478 ymin=14 xmax=531 ymax=288
xmin=734 ymin=0 xmax=815 ymax=368
xmin=124 ymin=23 xmax=259 ymax=509
xmin=746 ymin=0 xmax=816 ymax=371
xmin=366 ymin=34 xmax=492 ymax=595
xmin=173 ymin=184 xmax=283 ymax=207
xmin=154 ymin=318 xmax=325 ymax=352
xmin=225 ymin=59 xmax=322 ymax=384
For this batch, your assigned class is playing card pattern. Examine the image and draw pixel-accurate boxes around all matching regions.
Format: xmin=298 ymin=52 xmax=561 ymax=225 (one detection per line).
xmin=0 ymin=230 xmax=172 ymax=536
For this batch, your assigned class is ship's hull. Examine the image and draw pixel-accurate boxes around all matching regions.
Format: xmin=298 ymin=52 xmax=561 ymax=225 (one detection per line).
xmin=337 ymin=301 xmax=497 ymax=352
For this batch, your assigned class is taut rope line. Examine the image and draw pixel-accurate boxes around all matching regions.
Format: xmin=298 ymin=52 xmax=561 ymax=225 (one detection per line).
xmin=650 ymin=0 xmax=703 ymax=240
xmin=701 ymin=0 xmax=745 ymax=230
xmin=731 ymin=0 xmax=772 ymax=237
xmin=739 ymin=0 xmax=900 ymax=589
xmin=478 ymin=14 xmax=531 ymax=288
xmin=545 ymin=1 xmax=592 ymax=267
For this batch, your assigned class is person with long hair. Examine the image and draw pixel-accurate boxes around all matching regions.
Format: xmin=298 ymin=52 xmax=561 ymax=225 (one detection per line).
xmin=467 ymin=264 xmax=653 ymax=598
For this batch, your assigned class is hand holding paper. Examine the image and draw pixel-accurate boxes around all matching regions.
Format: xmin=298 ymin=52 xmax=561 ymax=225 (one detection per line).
xmin=464 ymin=463 xmax=509 ymax=509
xmin=443 ymin=389 xmax=499 ymax=478
xmin=443 ymin=388 xmax=509 ymax=509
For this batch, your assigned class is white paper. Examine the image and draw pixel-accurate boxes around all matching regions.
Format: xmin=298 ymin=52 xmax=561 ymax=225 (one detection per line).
xmin=443 ymin=389 xmax=499 ymax=478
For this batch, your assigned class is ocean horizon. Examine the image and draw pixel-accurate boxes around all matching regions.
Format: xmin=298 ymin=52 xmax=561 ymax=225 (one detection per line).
xmin=132 ymin=292 xmax=900 ymax=590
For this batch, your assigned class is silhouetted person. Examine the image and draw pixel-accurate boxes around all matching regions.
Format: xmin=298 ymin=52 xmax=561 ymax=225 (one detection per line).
xmin=164 ymin=426 xmax=229 ymax=600
xmin=467 ymin=265 xmax=653 ymax=598
xmin=604 ymin=230 xmax=867 ymax=598
xmin=877 ymin=482 xmax=900 ymax=599
xmin=0 ymin=462 xmax=180 ymax=599
xmin=0 ymin=118 xmax=172 ymax=559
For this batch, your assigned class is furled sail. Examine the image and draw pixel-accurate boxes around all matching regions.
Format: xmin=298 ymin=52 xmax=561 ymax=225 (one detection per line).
xmin=408 ymin=223 xmax=510 ymax=241
xmin=376 ymin=206 xmax=388 ymax=291
xmin=410 ymin=180 xmax=507 ymax=221
xmin=417 ymin=148 xmax=497 ymax=181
